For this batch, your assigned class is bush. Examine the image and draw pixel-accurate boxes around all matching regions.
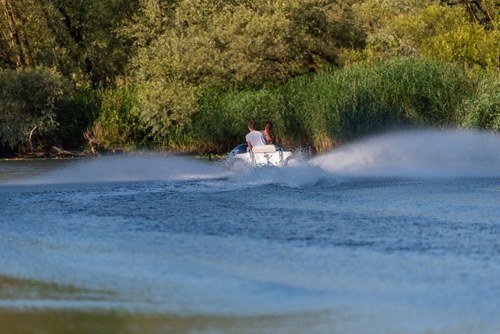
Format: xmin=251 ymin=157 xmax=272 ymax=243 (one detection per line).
xmin=55 ymin=87 xmax=99 ymax=150
xmin=86 ymin=85 xmax=143 ymax=150
xmin=0 ymin=67 xmax=70 ymax=151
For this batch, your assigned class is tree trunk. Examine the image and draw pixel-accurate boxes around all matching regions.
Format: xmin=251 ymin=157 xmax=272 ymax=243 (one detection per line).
xmin=157 ymin=0 xmax=163 ymax=34
xmin=55 ymin=3 xmax=94 ymax=84
xmin=29 ymin=124 xmax=37 ymax=157
xmin=1 ymin=0 xmax=22 ymax=67
xmin=16 ymin=24 xmax=33 ymax=66
xmin=38 ymin=0 xmax=62 ymax=70
xmin=1 ymin=0 xmax=34 ymax=67
xmin=444 ymin=1 xmax=495 ymax=26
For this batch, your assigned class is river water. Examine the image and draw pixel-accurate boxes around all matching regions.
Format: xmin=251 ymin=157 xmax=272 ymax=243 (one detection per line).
xmin=1 ymin=130 xmax=500 ymax=334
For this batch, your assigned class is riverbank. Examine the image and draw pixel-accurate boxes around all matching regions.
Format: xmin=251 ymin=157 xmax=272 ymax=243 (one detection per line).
xmin=1 ymin=148 xmax=227 ymax=162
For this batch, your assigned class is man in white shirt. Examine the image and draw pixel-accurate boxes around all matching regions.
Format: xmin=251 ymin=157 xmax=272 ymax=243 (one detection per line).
xmin=245 ymin=120 xmax=266 ymax=151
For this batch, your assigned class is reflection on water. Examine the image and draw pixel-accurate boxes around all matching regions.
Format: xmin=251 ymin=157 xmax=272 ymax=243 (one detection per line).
xmin=2 ymin=131 xmax=500 ymax=334
xmin=0 ymin=159 xmax=78 ymax=183
xmin=0 ymin=277 xmax=334 ymax=334
xmin=1 ymin=308 xmax=336 ymax=334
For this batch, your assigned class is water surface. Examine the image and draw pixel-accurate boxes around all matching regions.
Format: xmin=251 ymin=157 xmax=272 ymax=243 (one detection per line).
xmin=1 ymin=130 xmax=500 ymax=334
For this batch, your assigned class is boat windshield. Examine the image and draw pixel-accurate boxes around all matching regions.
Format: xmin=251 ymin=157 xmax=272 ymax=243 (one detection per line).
xmin=232 ymin=144 xmax=248 ymax=154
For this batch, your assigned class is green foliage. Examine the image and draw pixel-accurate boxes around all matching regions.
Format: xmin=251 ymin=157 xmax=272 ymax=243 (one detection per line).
xmin=193 ymin=86 xmax=286 ymax=151
xmin=334 ymin=58 xmax=472 ymax=134
xmin=93 ymin=85 xmax=145 ymax=149
xmin=460 ymin=73 xmax=500 ymax=130
xmin=123 ymin=0 xmax=365 ymax=149
xmin=417 ymin=4 xmax=500 ymax=69
xmin=134 ymin=80 xmax=197 ymax=140
xmin=276 ymin=57 xmax=474 ymax=149
xmin=0 ymin=0 xmax=138 ymax=85
xmin=345 ymin=2 xmax=500 ymax=69
xmin=4 ymin=0 xmax=500 ymax=155
xmin=127 ymin=0 xmax=362 ymax=87
xmin=193 ymin=58 xmax=478 ymax=153
xmin=0 ymin=66 xmax=69 ymax=147
xmin=342 ymin=0 xmax=432 ymax=64
xmin=278 ymin=74 xmax=339 ymax=150
xmin=54 ymin=87 xmax=99 ymax=150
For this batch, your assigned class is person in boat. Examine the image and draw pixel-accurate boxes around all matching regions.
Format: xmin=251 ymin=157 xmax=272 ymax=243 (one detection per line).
xmin=260 ymin=121 xmax=274 ymax=145
xmin=245 ymin=120 xmax=266 ymax=151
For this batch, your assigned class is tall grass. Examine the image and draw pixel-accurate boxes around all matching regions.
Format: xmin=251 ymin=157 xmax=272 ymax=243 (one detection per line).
xmin=193 ymin=57 xmax=479 ymax=153
xmin=460 ymin=72 xmax=500 ymax=131
xmin=331 ymin=58 xmax=473 ymax=136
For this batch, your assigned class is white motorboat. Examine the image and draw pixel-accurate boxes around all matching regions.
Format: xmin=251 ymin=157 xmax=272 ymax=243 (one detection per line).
xmin=227 ymin=144 xmax=293 ymax=167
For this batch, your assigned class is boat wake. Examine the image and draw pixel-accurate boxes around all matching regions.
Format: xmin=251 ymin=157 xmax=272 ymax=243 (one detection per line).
xmin=311 ymin=129 xmax=500 ymax=178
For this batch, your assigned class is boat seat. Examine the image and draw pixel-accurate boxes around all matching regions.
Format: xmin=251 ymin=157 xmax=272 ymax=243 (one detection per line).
xmin=252 ymin=145 xmax=276 ymax=153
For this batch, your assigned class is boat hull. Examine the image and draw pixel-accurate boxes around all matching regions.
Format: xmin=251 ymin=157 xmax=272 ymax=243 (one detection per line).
xmin=227 ymin=144 xmax=292 ymax=167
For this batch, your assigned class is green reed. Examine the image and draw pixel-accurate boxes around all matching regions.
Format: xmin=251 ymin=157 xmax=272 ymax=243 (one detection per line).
xmin=459 ymin=71 xmax=500 ymax=131
xmin=193 ymin=57 xmax=480 ymax=153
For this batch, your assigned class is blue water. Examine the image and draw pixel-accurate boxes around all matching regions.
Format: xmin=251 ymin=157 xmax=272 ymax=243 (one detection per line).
xmin=1 ymin=130 xmax=500 ymax=334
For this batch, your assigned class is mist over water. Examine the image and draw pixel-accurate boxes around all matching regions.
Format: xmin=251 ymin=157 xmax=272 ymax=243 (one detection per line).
xmin=1 ymin=129 xmax=500 ymax=334
xmin=1 ymin=155 xmax=228 ymax=185
xmin=312 ymin=129 xmax=500 ymax=177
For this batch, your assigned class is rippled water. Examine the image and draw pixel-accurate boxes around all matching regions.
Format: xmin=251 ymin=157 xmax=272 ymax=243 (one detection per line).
xmin=1 ymin=130 xmax=500 ymax=334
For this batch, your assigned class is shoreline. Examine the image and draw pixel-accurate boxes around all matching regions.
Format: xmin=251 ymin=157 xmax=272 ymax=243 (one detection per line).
xmin=0 ymin=150 xmax=227 ymax=162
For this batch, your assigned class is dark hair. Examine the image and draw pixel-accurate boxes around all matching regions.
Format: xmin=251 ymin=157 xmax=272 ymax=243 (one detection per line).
xmin=248 ymin=120 xmax=256 ymax=130
xmin=263 ymin=121 xmax=274 ymax=144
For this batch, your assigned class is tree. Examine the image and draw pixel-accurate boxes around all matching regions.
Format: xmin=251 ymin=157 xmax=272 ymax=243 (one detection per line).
xmin=123 ymin=0 xmax=365 ymax=138
xmin=442 ymin=0 xmax=499 ymax=27
xmin=0 ymin=67 xmax=69 ymax=154
xmin=0 ymin=0 xmax=138 ymax=86
xmin=345 ymin=0 xmax=500 ymax=69
xmin=419 ymin=4 xmax=500 ymax=68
